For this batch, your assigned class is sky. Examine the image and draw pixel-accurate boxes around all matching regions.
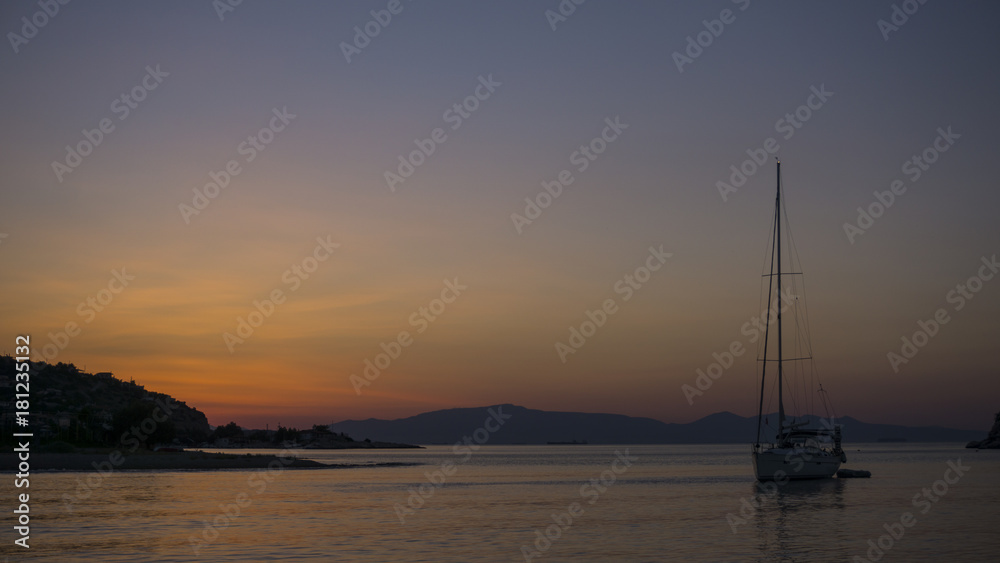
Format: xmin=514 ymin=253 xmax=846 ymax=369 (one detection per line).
xmin=1 ymin=1 xmax=998 ymax=431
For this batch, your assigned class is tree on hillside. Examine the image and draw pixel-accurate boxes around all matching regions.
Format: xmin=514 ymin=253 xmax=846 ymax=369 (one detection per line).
xmin=211 ymin=421 xmax=243 ymax=442
xmin=274 ymin=425 xmax=299 ymax=444
xmin=74 ymin=406 xmax=104 ymax=445
xmin=111 ymin=401 xmax=176 ymax=448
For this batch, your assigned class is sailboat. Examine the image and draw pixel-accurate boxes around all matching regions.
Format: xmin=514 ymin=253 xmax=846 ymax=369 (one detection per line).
xmin=751 ymin=159 xmax=846 ymax=481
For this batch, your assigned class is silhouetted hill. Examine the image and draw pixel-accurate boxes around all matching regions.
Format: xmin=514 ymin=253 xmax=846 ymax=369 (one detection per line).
xmin=328 ymin=404 xmax=979 ymax=445
xmin=0 ymin=356 xmax=210 ymax=445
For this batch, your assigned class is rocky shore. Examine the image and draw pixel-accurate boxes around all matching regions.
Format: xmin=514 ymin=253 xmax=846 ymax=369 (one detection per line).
xmin=965 ymin=411 xmax=1000 ymax=449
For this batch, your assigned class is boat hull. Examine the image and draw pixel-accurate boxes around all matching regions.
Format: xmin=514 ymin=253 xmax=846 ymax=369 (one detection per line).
xmin=752 ymin=448 xmax=841 ymax=481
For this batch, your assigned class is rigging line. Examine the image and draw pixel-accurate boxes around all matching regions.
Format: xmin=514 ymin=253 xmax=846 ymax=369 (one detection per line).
xmin=783 ymin=173 xmax=831 ymax=420
xmin=820 ymin=381 xmax=840 ymax=420
xmin=787 ymin=228 xmax=822 ymax=417
xmin=791 ymin=292 xmax=808 ymax=416
xmin=779 ymin=180 xmax=821 ymax=417
xmin=794 ymin=277 xmax=814 ymax=360
xmin=782 ymin=184 xmax=815 ymax=361
xmin=790 ymin=185 xmax=811 ymax=418
xmin=788 ymin=353 xmax=801 ymax=417
xmin=791 ymin=287 xmax=817 ymax=416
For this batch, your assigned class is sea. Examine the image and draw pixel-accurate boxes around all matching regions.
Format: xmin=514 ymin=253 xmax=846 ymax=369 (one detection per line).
xmin=7 ymin=443 xmax=999 ymax=562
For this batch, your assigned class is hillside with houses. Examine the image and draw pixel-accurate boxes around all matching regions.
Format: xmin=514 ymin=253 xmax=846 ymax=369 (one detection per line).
xmin=0 ymin=355 xmax=418 ymax=450
xmin=0 ymin=355 xmax=210 ymax=448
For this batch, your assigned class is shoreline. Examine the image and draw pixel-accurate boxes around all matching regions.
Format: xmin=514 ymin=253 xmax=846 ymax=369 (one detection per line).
xmin=0 ymin=450 xmax=419 ymax=472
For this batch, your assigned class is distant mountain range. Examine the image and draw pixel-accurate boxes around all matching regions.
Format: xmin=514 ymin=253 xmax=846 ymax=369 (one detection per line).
xmin=328 ymin=404 xmax=979 ymax=445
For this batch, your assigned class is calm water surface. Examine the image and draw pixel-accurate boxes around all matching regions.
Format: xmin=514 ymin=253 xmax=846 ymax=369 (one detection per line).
xmin=7 ymin=444 xmax=999 ymax=562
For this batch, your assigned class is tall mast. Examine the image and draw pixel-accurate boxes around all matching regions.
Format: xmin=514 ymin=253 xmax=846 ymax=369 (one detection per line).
xmin=776 ymin=159 xmax=785 ymax=441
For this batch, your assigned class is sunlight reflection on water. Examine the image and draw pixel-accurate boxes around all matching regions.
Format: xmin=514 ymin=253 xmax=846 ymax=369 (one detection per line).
xmin=14 ymin=444 xmax=1000 ymax=562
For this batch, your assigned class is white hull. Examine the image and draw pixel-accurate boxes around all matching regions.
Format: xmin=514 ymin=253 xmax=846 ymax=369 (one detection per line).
xmin=752 ymin=448 xmax=841 ymax=481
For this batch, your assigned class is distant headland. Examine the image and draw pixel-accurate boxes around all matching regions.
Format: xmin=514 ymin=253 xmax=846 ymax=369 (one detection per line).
xmin=966 ymin=411 xmax=1000 ymax=449
xmin=0 ymin=355 xmax=420 ymax=471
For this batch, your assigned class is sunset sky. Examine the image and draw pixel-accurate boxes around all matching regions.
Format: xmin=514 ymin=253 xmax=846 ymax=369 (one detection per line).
xmin=2 ymin=1 xmax=998 ymax=431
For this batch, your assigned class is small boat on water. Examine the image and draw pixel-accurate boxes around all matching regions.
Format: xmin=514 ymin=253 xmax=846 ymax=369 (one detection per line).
xmin=750 ymin=160 xmax=846 ymax=481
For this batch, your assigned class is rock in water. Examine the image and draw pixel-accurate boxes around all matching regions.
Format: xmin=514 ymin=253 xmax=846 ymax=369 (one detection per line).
xmin=966 ymin=411 xmax=1000 ymax=449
